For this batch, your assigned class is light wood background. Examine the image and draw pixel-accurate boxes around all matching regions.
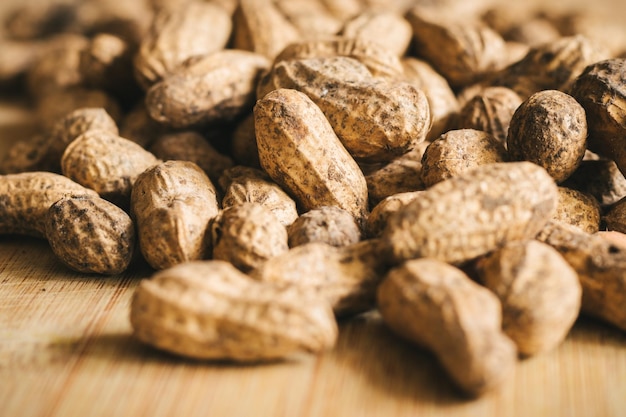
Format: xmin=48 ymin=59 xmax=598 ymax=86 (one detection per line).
xmin=1 ymin=1 xmax=626 ymax=416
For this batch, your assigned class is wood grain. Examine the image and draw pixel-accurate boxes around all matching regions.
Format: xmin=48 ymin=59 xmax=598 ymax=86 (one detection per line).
xmin=1 ymin=0 xmax=626 ymax=415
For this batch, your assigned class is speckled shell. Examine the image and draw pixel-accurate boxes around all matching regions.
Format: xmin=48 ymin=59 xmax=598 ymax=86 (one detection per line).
xmin=377 ymin=258 xmax=517 ymax=396
xmin=211 ymin=202 xmax=288 ymax=272
xmin=603 ymin=197 xmax=626 ymax=234
xmin=475 ymin=240 xmax=581 ymax=356
xmin=507 ymin=90 xmax=587 ymax=183
xmin=340 ymin=11 xmax=413 ymax=57
xmin=569 ymin=59 xmax=626 ymax=177
xmin=273 ymin=36 xmax=404 ymax=80
xmin=553 ymin=187 xmax=600 ymax=234
xmin=254 ymin=88 xmax=369 ymax=222
xmin=219 ymin=166 xmax=299 ymax=227
xmin=421 ymin=129 xmax=508 ymax=187
xmin=287 ymin=206 xmax=361 ymax=248
xmin=133 ymin=1 xmax=232 ymax=89
xmin=149 ymin=131 xmax=234 ymax=186
xmin=251 ymin=239 xmax=387 ymax=316
xmin=382 ymin=162 xmax=558 ymax=264
xmin=0 ymin=172 xmax=99 ymax=238
xmin=563 ymin=160 xmax=626 ymax=207
xmin=406 ymin=7 xmax=507 ymax=88
xmin=258 ymin=57 xmax=431 ymax=163
xmin=232 ymin=0 xmax=301 ymax=59
xmin=61 ymin=129 xmax=159 ymax=204
xmin=130 ymin=260 xmax=338 ymax=361
xmin=455 ymin=86 xmax=522 ymax=144
xmin=131 ymin=160 xmax=219 ymax=270
xmin=46 ymin=196 xmax=135 ymax=274
xmin=365 ymin=191 xmax=422 ymax=238
xmin=145 ymin=50 xmax=270 ymax=128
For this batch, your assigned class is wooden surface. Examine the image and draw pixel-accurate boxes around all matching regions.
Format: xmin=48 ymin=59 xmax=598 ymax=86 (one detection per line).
xmin=1 ymin=1 xmax=626 ymax=416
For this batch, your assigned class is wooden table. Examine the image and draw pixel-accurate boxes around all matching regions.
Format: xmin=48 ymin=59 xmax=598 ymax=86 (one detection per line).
xmin=1 ymin=2 xmax=626 ymax=415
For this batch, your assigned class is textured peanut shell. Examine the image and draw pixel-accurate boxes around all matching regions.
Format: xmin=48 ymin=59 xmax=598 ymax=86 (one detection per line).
xmin=365 ymin=191 xmax=422 ymax=238
xmin=61 ymin=129 xmax=159 ymax=204
xmin=130 ymin=260 xmax=338 ymax=361
xmin=604 ymin=197 xmax=626 ymax=234
xmin=254 ymin=88 xmax=369 ymax=222
xmin=0 ymin=108 xmax=118 ymax=177
xmin=569 ymin=59 xmax=626 ymax=177
xmin=340 ymin=10 xmax=412 ymax=57
xmin=401 ymin=57 xmax=458 ymax=140
xmin=211 ymin=203 xmax=288 ymax=273
xmin=507 ymin=90 xmax=587 ymax=183
xmin=133 ymin=1 xmax=232 ymax=89
xmin=119 ymin=103 xmax=168 ymax=149
xmin=149 ymin=131 xmax=234 ymax=186
xmin=251 ymin=240 xmax=387 ymax=316
xmin=382 ymin=162 xmax=558 ymax=265
xmin=491 ymin=35 xmax=609 ymax=99
xmin=287 ymin=206 xmax=361 ymax=248
xmin=553 ymin=187 xmax=600 ymax=234
xmin=35 ymin=87 xmax=122 ymax=131
xmin=232 ymin=0 xmax=301 ymax=59
xmin=421 ymin=129 xmax=508 ymax=187
xmin=562 ymin=160 xmax=626 ymax=207
xmin=274 ymin=0 xmax=342 ymax=39
xmin=0 ymin=172 xmax=99 ymax=238
xmin=146 ymin=50 xmax=269 ymax=128
xmin=46 ymin=196 xmax=135 ymax=275
xmin=475 ymin=240 xmax=581 ymax=356
xmin=364 ymin=142 xmax=428 ymax=206
xmin=538 ymin=221 xmax=626 ymax=332
xmin=273 ymin=36 xmax=404 ymax=80
xmin=258 ymin=57 xmax=431 ymax=163
xmin=219 ymin=166 xmax=298 ymax=227
xmin=455 ymin=86 xmax=522 ymax=144
xmin=131 ymin=161 xmax=219 ymax=270
xmin=377 ymin=258 xmax=517 ymax=396
xmin=406 ymin=7 xmax=507 ymax=88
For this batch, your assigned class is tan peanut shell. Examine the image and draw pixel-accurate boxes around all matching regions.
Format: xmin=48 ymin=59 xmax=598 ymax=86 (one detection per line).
xmin=119 ymin=103 xmax=168 ymax=149
xmin=455 ymin=86 xmax=522 ymax=144
xmin=364 ymin=142 xmax=428 ymax=206
xmin=570 ymin=59 xmax=626 ymax=178
xmin=491 ymin=35 xmax=609 ymax=99
xmin=211 ymin=202 xmax=288 ymax=272
xmin=258 ymin=57 xmax=431 ymax=163
xmin=553 ymin=187 xmax=600 ymax=234
xmin=401 ymin=57 xmax=458 ymax=140
xmin=475 ymin=240 xmax=581 ymax=356
xmin=251 ymin=239 xmax=387 ymax=316
xmin=340 ymin=10 xmax=413 ymax=57
xmin=274 ymin=0 xmax=342 ymax=38
xmin=421 ymin=129 xmax=508 ymax=187
xmin=131 ymin=161 xmax=219 ymax=270
xmin=46 ymin=196 xmax=135 ymax=275
xmin=133 ymin=0 xmax=232 ymax=89
xmin=365 ymin=191 xmax=422 ymax=238
xmin=232 ymin=0 xmax=301 ymax=59
xmin=61 ymin=129 xmax=159 ymax=204
xmin=377 ymin=258 xmax=517 ymax=396
xmin=0 ymin=172 xmax=99 ymax=238
xmin=507 ymin=90 xmax=587 ymax=183
xmin=148 ymin=131 xmax=234 ymax=186
xmin=146 ymin=50 xmax=270 ymax=128
xmin=287 ymin=206 xmax=361 ymax=248
xmin=563 ymin=160 xmax=626 ymax=207
xmin=406 ymin=7 xmax=507 ymax=88
xmin=219 ymin=166 xmax=298 ymax=227
xmin=130 ymin=260 xmax=338 ymax=361
xmin=254 ymin=88 xmax=369 ymax=222
xmin=273 ymin=36 xmax=404 ymax=80
xmin=381 ymin=162 xmax=558 ymax=265
xmin=538 ymin=221 xmax=626 ymax=332
xmin=604 ymin=197 xmax=626 ymax=234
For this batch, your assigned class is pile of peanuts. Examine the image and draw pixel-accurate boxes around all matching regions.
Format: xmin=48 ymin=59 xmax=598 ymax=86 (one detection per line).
xmin=1 ymin=0 xmax=625 ymax=397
